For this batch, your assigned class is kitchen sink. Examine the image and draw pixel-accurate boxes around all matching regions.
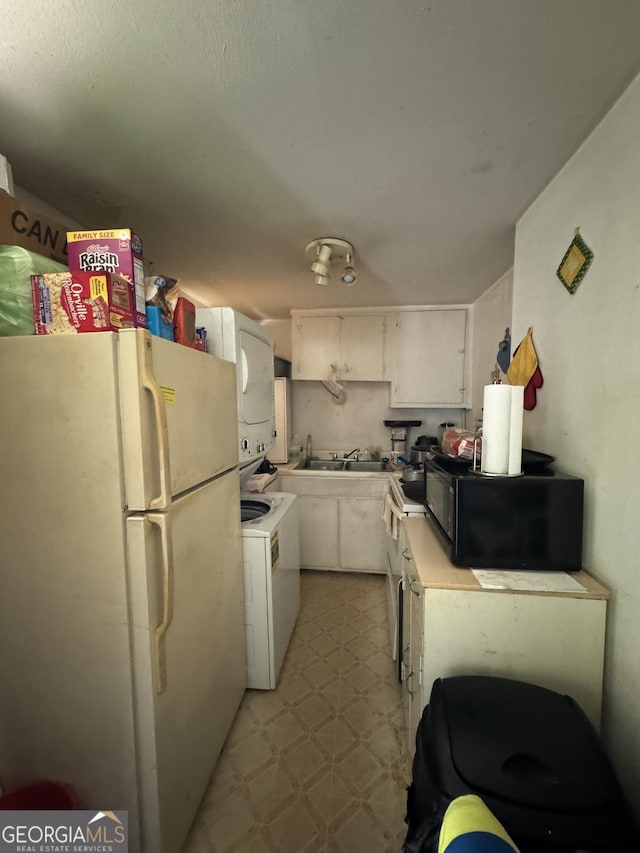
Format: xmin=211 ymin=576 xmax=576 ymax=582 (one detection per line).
xmin=294 ymin=457 xmax=390 ymax=472
xmin=298 ymin=459 xmax=347 ymax=471
xmin=344 ymin=460 xmax=390 ymax=471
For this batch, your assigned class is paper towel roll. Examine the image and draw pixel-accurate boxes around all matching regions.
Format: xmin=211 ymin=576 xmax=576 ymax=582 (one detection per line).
xmin=481 ymin=384 xmax=524 ymax=475
xmin=481 ymin=384 xmax=513 ymax=474
xmin=508 ymin=385 xmax=524 ymax=475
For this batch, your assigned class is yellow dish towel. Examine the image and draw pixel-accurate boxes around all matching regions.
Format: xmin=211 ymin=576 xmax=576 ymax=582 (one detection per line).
xmin=507 ymin=327 xmax=537 ymax=387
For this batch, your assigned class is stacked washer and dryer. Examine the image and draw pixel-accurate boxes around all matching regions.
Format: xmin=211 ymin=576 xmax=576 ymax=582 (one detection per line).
xmin=196 ymin=307 xmax=300 ymax=690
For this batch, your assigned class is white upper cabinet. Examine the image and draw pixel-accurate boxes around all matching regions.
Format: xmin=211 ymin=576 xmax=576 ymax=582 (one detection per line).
xmin=292 ymin=312 xmax=386 ymax=381
xmin=291 ymin=307 xmax=468 ymax=406
xmin=291 ymin=315 xmax=340 ymax=380
xmin=340 ymin=315 xmax=386 ymax=380
xmin=386 ymin=309 xmax=467 ymax=407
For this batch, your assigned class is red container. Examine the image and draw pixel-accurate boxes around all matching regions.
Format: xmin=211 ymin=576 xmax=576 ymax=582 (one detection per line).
xmin=0 ymin=780 xmax=77 ymax=810
xmin=173 ymin=297 xmax=196 ymax=347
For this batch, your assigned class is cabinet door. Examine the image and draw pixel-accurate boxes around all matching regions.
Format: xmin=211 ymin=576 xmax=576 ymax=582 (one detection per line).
xmin=408 ymin=577 xmax=425 ymax=756
xmin=399 ymin=530 xmax=412 ymax=688
xmin=399 ymin=536 xmax=412 ymax=745
xmin=338 ymin=497 xmax=387 ymax=572
xmin=400 ymin=578 xmax=411 ymax=736
xmin=422 ymin=588 xmax=606 ymax=730
xmin=292 ymin=316 xmax=341 ymax=380
xmin=340 ymin=315 xmax=386 ymax=380
xmin=388 ymin=310 xmax=467 ymax=406
xmin=296 ymin=495 xmax=339 ymax=569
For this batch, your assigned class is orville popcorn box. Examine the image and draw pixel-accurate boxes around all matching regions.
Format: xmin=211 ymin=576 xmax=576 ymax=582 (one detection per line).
xmin=66 ymin=228 xmax=146 ymax=327
xmin=31 ymin=271 xmax=136 ymax=334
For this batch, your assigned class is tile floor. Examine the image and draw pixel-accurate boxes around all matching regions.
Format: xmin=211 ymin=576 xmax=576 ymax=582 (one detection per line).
xmin=184 ymin=570 xmax=411 ymax=852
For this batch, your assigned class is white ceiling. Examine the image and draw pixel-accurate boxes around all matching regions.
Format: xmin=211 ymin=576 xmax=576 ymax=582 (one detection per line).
xmin=2 ymin=1 xmax=640 ymax=320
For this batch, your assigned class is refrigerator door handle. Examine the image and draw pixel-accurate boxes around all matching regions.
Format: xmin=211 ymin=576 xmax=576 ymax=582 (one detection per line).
xmin=139 ymin=335 xmax=171 ymax=510
xmin=148 ymin=512 xmax=175 ymax=694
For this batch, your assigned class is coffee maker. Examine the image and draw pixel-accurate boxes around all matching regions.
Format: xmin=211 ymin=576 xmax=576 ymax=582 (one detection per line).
xmin=383 ymin=419 xmax=421 ymax=463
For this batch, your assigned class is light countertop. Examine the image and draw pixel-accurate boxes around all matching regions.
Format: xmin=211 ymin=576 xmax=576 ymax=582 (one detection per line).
xmin=404 ymin=516 xmax=610 ymax=600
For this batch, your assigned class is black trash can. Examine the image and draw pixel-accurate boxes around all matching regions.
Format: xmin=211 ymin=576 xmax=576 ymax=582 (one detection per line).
xmin=404 ymin=676 xmax=640 ymax=853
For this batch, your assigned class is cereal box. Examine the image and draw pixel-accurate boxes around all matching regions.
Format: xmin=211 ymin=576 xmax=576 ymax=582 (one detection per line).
xmin=31 ymin=271 xmax=136 ymax=334
xmin=66 ymin=228 xmax=146 ymax=327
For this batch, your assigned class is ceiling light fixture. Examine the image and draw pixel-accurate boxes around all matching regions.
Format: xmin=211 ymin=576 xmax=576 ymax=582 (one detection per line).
xmin=341 ymin=252 xmax=357 ymax=286
xmin=305 ymin=237 xmax=356 ymax=287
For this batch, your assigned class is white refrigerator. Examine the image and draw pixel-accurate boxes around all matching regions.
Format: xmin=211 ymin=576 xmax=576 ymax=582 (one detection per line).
xmin=0 ymin=329 xmax=246 ymax=852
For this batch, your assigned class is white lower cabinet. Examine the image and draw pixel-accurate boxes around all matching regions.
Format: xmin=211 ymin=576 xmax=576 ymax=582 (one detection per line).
xmin=408 ymin=573 xmax=424 ymax=751
xmin=276 ymin=474 xmax=387 ymax=573
xmin=401 ymin=517 xmax=609 ymax=759
xmin=296 ymin=495 xmax=339 ymax=568
xmin=401 ymin=537 xmax=425 ymax=756
xmin=339 ymin=497 xmax=387 ymax=571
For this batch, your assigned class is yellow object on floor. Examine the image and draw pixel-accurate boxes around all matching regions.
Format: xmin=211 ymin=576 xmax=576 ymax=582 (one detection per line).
xmin=438 ymin=794 xmax=520 ymax=852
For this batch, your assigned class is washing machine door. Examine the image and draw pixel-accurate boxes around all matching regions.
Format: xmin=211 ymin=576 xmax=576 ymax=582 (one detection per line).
xmin=241 ymin=499 xmax=272 ymax=522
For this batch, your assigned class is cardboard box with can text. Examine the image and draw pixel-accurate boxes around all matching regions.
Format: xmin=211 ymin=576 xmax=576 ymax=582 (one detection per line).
xmin=0 ymin=191 xmax=69 ymax=263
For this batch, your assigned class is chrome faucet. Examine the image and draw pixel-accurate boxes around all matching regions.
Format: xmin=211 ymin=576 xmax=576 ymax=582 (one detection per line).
xmin=344 ymin=447 xmax=360 ymax=459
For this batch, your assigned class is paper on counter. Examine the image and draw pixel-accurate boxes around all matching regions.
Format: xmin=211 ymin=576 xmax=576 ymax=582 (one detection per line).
xmin=471 ymin=569 xmax=588 ymax=593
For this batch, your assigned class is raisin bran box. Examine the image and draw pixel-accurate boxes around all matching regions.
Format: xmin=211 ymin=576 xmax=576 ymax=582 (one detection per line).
xmin=31 ymin=271 xmax=136 ymax=334
xmin=66 ymin=229 xmax=146 ymax=327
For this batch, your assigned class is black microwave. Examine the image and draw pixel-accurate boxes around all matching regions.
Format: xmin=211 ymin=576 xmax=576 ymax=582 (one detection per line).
xmin=424 ymin=457 xmax=584 ymax=571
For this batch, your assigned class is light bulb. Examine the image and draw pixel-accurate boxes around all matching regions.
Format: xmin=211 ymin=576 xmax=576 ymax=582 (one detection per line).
xmin=341 ymin=251 xmax=356 ymax=285
xmin=341 ymin=267 xmax=357 ymax=285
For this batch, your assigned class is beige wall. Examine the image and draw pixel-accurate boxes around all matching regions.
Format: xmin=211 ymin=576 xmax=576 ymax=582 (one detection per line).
xmin=512 ymin=72 xmax=640 ymax=809
xmin=260 ymin=318 xmax=292 ymax=361
xmin=13 ymin=184 xmax=82 ymax=228
xmin=469 ymin=269 xmax=513 ymax=427
xmin=290 ymin=380 xmax=463 ymax=456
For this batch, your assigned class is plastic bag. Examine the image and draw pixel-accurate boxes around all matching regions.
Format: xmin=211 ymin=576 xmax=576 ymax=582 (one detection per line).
xmin=0 ymin=245 xmax=67 ymax=336
xmin=144 ymin=275 xmax=180 ymax=323
xmin=441 ymin=427 xmax=481 ymax=462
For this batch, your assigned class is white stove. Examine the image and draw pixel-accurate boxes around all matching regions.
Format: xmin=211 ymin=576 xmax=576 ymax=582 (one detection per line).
xmin=390 ymin=473 xmax=427 ymax=516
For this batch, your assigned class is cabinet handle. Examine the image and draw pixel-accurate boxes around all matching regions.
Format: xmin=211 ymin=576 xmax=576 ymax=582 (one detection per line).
xmin=402 ymin=548 xmax=411 ymax=562
xmin=410 ymin=580 xmax=422 ymax=598
xmin=402 ymin=643 xmax=410 ymax=667
xmin=406 ymin=670 xmax=416 ymax=697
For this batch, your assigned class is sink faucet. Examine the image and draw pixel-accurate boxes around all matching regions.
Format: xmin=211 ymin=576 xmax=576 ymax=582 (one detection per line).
xmin=344 ymin=447 xmax=360 ymax=459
